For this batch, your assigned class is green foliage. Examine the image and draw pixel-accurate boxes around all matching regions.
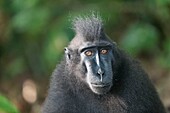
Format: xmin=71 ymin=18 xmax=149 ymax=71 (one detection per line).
xmin=0 ymin=94 xmax=20 ymax=113
xmin=12 ymin=0 xmax=39 ymax=10
xmin=158 ymin=39 xmax=170 ymax=69
xmin=12 ymin=8 xmax=50 ymax=35
xmin=120 ymin=23 xmax=159 ymax=56
xmin=43 ymin=32 xmax=69 ymax=70
xmin=4 ymin=57 xmax=26 ymax=78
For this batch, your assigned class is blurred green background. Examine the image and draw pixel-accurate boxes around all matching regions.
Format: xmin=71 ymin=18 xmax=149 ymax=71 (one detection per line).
xmin=0 ymin=0 xmax=170 ymax=113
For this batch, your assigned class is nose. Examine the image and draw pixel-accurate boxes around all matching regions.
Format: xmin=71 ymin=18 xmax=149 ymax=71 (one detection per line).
xmin=97 ymin=68 xmax=105 ymax=76
xmin=97 ymin=68 xmax=105 ymax=82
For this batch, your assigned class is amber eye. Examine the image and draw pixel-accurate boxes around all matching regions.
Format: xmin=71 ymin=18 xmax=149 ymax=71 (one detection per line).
xmin=100 ymin=49 xmax=108 ymax=54
xmin=85 ymin=50 xmax=93 ymax=56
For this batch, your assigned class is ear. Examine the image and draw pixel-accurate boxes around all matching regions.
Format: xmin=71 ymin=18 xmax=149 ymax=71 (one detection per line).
xmin=64 ymin=47 xmax=71 ymax=60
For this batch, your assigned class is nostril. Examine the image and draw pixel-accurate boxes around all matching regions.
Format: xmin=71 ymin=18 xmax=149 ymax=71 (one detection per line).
xmin=97 ymin=69 xmax=105 ymax=82
xmin=97 ymin=69 xmax=105 ymax=76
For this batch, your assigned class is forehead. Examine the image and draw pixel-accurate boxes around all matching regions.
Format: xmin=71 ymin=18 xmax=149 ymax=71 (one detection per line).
xmin=79 ymin=41 xmax=113 ymax=52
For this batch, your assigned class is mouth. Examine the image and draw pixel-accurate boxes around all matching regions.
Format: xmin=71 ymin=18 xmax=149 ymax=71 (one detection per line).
xmin=91 ymin=83 xmax=111 ymax=88
xmin=89 ymin=82 xmax=112 ymax=95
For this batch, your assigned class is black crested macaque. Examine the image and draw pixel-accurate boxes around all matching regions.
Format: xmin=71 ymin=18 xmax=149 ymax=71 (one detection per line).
xmin=42 ymin=14 xmax=166 ymax=113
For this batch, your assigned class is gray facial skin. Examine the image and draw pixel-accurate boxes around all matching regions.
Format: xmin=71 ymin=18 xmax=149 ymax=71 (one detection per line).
xmin=79 ymin=42 xmax=114 ymax=95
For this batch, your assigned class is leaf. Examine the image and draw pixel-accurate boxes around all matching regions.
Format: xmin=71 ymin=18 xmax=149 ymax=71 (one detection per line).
xmin=120 ymin=23 xmax=159 ymax=56
xmin=158 ymin=39 xmax=170 ymax=69
xmin=0 ymin=94 xmax=20 ymax=113
xmin=5 ymin=57 xmax=25 ymax=78
xmin=12 ymin=7 xmax=50 ymax=36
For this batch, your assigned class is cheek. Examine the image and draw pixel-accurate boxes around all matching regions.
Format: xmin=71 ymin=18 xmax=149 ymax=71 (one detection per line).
xmin=76 ymin=60 xmax=94 ymax=80
xmin=74 ymin=62 xmax=87 ymax=81
xmin=105 ymin=61 xmax=114 ymax=76
xmin=84 ymin=60 xmax=95 ymax=73
xmin=81 ymin=62 xmax=87 ymax=73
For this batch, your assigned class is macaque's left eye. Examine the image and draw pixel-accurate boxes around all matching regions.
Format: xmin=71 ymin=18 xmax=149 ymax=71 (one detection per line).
xmin=100 ymin=49 xmax=108 ymax=54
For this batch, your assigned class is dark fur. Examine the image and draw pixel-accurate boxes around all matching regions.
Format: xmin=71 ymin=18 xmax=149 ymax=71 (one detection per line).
xmin=72 ymin=13 xmax=104 ymax=41
xmin=42 ymin=14 xmax=166 ymax=113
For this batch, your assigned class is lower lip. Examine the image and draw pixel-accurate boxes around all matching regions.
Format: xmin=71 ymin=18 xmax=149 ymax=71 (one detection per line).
xmin=91 ymin=84 xmax=110 ymax=88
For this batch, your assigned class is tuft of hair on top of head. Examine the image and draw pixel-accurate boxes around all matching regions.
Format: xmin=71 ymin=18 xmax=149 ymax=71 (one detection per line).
xmin=72 ymin=12 xmax=105 ymax=41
